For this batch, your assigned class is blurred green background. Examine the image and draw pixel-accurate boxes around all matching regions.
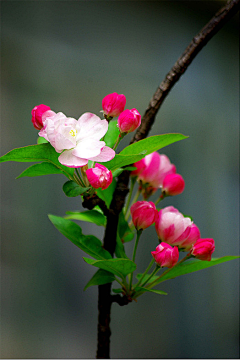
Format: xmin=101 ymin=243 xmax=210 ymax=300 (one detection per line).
xmin=1 ymin=1 xmax=239 ymax=358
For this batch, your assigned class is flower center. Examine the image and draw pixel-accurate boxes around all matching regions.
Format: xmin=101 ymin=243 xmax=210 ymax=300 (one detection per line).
xmin=69 ymin=129 xmax=77 ymax=137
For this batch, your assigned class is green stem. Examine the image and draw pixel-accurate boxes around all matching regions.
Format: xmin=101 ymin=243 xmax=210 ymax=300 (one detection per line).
xmin=129 ymin=230 xmax=142 ymax=290
xmin=133 ymin=258 xmax=155 ymax=290
xmin=139 ymin=264 xmax=160 ymax=288
xmin=148 ymin=254 xmax=190 ymax=289
xmin=155 ymin=192 xmax=167 ymax=206
xmin=124 ymin=177 xmax=137 ymax=216
xmin=125 ymin=187 xmax=141 ymax=221
xmin=75 ymin=169 xmax=85 ymax=187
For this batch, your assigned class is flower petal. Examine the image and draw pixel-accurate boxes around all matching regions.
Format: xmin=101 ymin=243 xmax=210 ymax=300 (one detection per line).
xmin=58 ymin=149 xmax=88 ymax=168
xmin=88 ymin=146 xmax=115 ymax=162
xmin=76 ymin=112 xmax=108 ymax=141
xmin=72 ymin=139 xmax=105 ymax=159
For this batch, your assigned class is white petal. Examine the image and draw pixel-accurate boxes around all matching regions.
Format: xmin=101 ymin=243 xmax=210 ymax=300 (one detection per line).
xmin=72 ymin=139 xmax=105 ymax=159
xmin=58 ymin=149 xmax=88 ymax=168
xmin=76 ymin=112 xmax=108 ymax=141
xmin=88 ymin=146 xmax=115 ymax=162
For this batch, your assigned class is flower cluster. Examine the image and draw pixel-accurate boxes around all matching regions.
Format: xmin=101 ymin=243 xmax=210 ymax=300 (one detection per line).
xmin=131 ymin=152 xmax=184 ymax=199
xmin=32 ymin=92 xmax=141 ymax=191
xmin=129 ymin=152 xmax=215 ymax=269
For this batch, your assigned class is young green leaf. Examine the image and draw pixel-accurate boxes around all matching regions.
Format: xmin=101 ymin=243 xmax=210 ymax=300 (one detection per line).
xmin=120 ymin=133 xmax=188 ymax=157
xmin=115 ymin=234 xmax=128 ymax=259
xmin=84 ymin=269 xmax=115 ymax=291
xmin=104 ymin=119 xmax=120 ymax=148
xmin=48 ymin=215 xmax=112 ymax=260
xmin=112 ymin=288 xmax=123 ymax=294
xmin=147 ymin=256 xmax=240 ymax=288
xmin=65 ymin=210 xmax=106 ymax=226
xmin=0 ymin=143 xmax=74 ymax=178
xmin=118 ymin=210 xmax=134 ymax=243
xmin=83 ymin=257 xmax=137 ymax=279
xmin=16 ymin=162 xmax=64 ymax=178
xmin=101 ymin=134 xmax=187 ymax=171
xmin=63 ymin=180 xmax=90 ymax=197
xmin=37 ymin=137 xmax=48 ymax=144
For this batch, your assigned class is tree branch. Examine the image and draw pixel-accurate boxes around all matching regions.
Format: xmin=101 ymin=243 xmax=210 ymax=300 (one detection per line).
xmin=96 ymin=0 xmax=239 ymax=358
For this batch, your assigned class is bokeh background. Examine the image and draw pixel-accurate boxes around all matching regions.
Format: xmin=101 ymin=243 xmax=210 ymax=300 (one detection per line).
xmin=1 ymin=1 xmax=239 ymax=358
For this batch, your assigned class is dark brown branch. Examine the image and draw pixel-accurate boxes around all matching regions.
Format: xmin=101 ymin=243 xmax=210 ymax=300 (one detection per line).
xmin=96 ymin=0 xmax=239 ymax=358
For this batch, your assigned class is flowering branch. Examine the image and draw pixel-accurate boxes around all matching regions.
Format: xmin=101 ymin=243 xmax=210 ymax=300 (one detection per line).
xmin=96 ymin=1 xmax=239 ymax=358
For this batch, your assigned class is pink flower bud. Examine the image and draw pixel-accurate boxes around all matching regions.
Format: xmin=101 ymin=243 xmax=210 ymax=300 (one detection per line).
xmin=31 ymin=104 xmax=51 ymax=130
xmin=118 ymin=108 xmax=141 ymax=134
xmin=102 ymin=92 xmax=126 ymax=118
xmin=180 ymin=223 xmax=201 ymax=251
xmin=191 ymin=238 xmax=215 ymax=261
xmin=86 ymin=163 xmax=113 ymax=190
xmin=151 ymin=242 xmax=179 ymax=268
xmin=130 ymin=201 xmax=157 ymax=230
xmin=162 ymin=173 xmax=185 ymax=196
xmin=130 ymin=158 xmax=146 ymax=177
xmin=134 ymin=152 xmax=176 ymax=189
xmin=155 ymin=206 xmax=193 ymax=247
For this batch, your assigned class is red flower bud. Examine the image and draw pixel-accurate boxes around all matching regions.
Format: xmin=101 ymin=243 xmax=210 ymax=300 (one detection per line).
xmin=191 ymin=238 xmax=215 ymax=261
xmin=86 ymin=163 xmax=113 ymax=190
xmin=31 ymin=104 xmax=51 ymax=130
xmin=118 ymin=108 xmax=141 ymax=133
xmin=102 ymin=92 xmax=126 ymax=118
xmin=151 ymin=242 xmax=179 ymax=268
xmin=130 ymin=201 xmax=157 ymax=230
xmin=162 ymin=173 xmax=185 ymax=196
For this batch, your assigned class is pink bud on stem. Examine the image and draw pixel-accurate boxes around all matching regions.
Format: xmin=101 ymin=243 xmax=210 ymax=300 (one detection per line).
xmin=118 ymin=108 xmax=141 ymax=134
xmin=86 ymin=163 xmax=113 ymax=190
xmin=102 ymin=92 xmax=126 ymax=120
xmin=31 ymin=104 xmax=51 ymax=130
xmin=191 ymin=238 xmax=215 ymax=261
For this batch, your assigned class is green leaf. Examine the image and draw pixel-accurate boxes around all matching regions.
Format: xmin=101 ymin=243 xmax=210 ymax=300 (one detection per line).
xmin=118 ymin=210 xmax=134 ymax=243
xmin=37 ymin=137 xmax=48 ymax=144
xmin=96 ymin=178 xmax=117 ymax=208
xmin=48 ymin=215 xmax=111 ymax=260
xmin=120 ymin=133 xmax=188 ymax=156
xmin=104 ymin=119 xmax=120 ymax=148
xmin=0 ymin=143 xmax=74 ymax=178
xmin=83 ymin=257 xmax=136 ymax=279
xmin=84 ymin=269 xmax=115 ymax=291
xmin=149 ymin=256 xmax=240 ymax=287
xmin=63 ymin=180 xmax=90 ymax=197
xmin=134 ymin=286 xmax=167 ymax=296
xmin=16 ymin=162 xmax=64 ymax=178
xmin=112 ymin=288 xmax=123 ymax=294
xmin=65 ymin=210 xmax=106 ymax=226
xmin=115 ymin=234 xmax=128 ymax=259
xmin=101 ymin=134 xmax=187 ymax=171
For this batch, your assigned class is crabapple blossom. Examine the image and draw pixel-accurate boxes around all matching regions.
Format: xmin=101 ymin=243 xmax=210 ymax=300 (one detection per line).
xmin=118 ymin=108 xmax=141 ymax=134
xmin=130 ymin=201 xmax=157 ymax=230
xmin=191 ymin=238 xmax=215 ymax=261
xmin=39 ymin=111 xmax=115 ymax=168
xmin=155 ymin=206 xmax=193 ymax=247
xmin=31 ymin=104 xmax=51 ymax=130
xmin=132 ymin=152 xmax=176 ymax=189
xmin=151 ymin=242 xmax=179 ymax=268
xmin=162 ymin=173 xmax=185 ymax=196
xmin=180 ymin=223 xmax=201 ymax=251
xmin=86 ymin=163 xmax=113 ymax=190
xmin=102 ymin=92 xmax=126 ymax=118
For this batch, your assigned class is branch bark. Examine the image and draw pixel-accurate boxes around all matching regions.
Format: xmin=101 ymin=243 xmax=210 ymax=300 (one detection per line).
xmin=96 ymin=0 xmax=239 ymax=358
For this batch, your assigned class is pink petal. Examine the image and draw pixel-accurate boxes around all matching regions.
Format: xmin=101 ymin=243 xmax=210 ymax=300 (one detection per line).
xmin=88 ymin=146 xmax=115 ymax=162
xmin=58 ymin=149 xmax=88 ymax=168
xmin=76 ymin=113 xmax=108 ymax=141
